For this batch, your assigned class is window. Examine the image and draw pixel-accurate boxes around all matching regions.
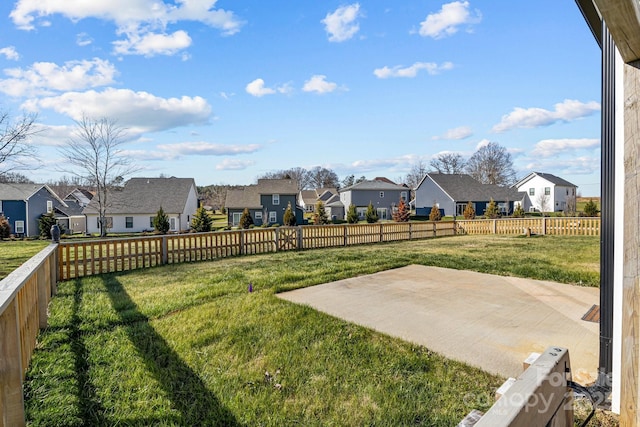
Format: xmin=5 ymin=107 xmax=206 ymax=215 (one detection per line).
xmin=255 ymin=211 xmax=263 ymax=220
xmin=232 ymin=212 xmax=241 ymax=226
xmin=529 ymin=188 xmax=535 ymax=196
xmin=15 ymin=220 xmax=25 ymax=234
xmin=125 ymin=217 xmax=133 ymax=228
xmin=357 ymin=207 xmax=367 ymax=219
xmin=269 ymin=211 xmax=277 ymax=223
xmin=566 ymin=188 xmax=569 ymax=196
xmin=169 ymin=217 xmax=177 ymax=231
xmin=377 ymin=208 xmax=387 ymax=220
xmin=400 ymin=191 xmax=407 ymax=201
xmin=379 ymin=191 xmax=384 ymax=198
xmin=272 ymin=194 xmax=280 ymax=205
xmin=46 ymin=200 xmax=53 ymax=213
xmin=498 ymin=203 xmax=508 ymax=214
xmin=544 ymin=187 xmax=550 ymax=196
xmin=150 ymin=217 xmax=155 ymax=228
xmin=572 ymin=188 xmax=575 ymax=196
xmin=97 ymin=217 xmax=113 ymax=229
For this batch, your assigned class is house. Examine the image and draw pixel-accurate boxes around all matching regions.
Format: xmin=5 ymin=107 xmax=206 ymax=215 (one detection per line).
xmin=0 ymin=183 xmax=67 ymax=237
xmin=513 ymin=172 xmax=578 ymax=213
xmin=83 ymin=177 xmax=198 ymax=234
xmin=414 ymin=173 xmax=524 ymax=217
xmin=225 ymin=179 xmax=304 ymax=227
xmin=64 ymin=188 xmax=94 ymax=208
xmin=338 ymin=178 xmax=409 ymax=221
xmin=52 ymin=188 xmax=94 ymax=234
xmin=298 ymin=188 xmax=338 ymax=213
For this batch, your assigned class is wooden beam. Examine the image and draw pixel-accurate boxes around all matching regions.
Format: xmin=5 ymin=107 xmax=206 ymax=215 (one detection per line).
xmin=594 ymin=0 xmax=640 ymax=62
xmin=621 ymin=59 xmax=640 ymax=426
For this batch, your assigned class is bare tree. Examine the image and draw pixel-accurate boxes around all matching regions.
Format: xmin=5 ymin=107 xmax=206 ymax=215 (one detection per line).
xmin=60 ymin=116 xmax=138 ymax=236
xmin=536 ymin=193 xmax=550 ymax=215
xmin=307 ymin=166 xmax=339 ymax=189
xmin=429 ymin=153 xmax=466 ymax=174
xmin=0 ymin=171 xmax=33 ymax=183
xmin=405 ymin=160 xmax=428 ymax=190
xmin=465 ymin=142 xmax=516 ymax=186
xmin=0 ymin=112 xmax=39 ymax=175
xmin=256 ymin=167 xmax=311 ymax=190
xmin=199 ymin=184 xmax=230 ymax=212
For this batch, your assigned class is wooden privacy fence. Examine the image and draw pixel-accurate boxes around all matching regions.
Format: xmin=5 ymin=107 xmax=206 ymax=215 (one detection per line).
xmin=57 ymin=217 xmax=599 ymax=280
xmin=58 ymin=221 xmax=457 ymax=280
xmin=0 ymin=244 xmax=58 ymax=427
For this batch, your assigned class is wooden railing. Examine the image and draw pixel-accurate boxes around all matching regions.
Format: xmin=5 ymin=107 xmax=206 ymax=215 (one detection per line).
xmin=58 ymin=221 xmax=458 ymax=280
xmin=0 ymin=244 xmax=58 ymax=427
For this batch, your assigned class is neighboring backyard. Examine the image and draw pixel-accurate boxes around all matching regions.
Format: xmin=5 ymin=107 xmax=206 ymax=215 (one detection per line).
xmin=17 ymin=234 xmax=606 ymax=426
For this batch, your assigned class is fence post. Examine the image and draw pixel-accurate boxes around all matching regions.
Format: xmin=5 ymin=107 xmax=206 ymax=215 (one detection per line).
xmin=274 ymin=228 xmax=280 ymax=252
xmin=492 ymin=219 xmax=497 ymax=234
xmin=297 ymin=226 xmax=303 ymax=250
xmin=162 ymin=236 xmax=168 ymax=265
xmin=542 ymin=217 xmax=547 ymax=235
xmin=343 ymin=225 xmax=348 ymax=246
xmin=51 ymin=244 xmax=58 ymax=294
xmin=409 ymin=222 xmax=413 ymax=240
xmin=379 ymin=223 xmax=384 ymax=243
xmin=240 ymin=230 xmax=245 ymax=255
xmin=433 ymin=221 xmax=437 ymax=237
xmin=0 ymin=299 xmax=25 ymax=427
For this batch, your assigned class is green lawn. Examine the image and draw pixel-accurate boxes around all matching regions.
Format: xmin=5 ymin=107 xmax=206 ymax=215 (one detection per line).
xmin=0 ymin=240 xmax=49 ymax=279
xmin=24 ymin=235 xmax=603 ymax=426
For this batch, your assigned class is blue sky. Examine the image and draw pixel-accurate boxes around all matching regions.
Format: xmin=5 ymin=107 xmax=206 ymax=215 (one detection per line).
xmin=0 ymin=1 xmax=602 ymax=195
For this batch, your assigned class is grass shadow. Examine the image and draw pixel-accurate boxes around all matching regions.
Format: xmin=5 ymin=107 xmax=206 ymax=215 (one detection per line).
xmin=101 ymin=275 xmax=239 ymax=426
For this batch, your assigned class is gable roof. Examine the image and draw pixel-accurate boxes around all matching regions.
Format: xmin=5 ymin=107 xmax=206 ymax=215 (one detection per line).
xmin=54 ymin=200 xmax=84 ymax=217
xmin=83 ymin=177 xmax=196 ymax=215
xmin=64 ymin=188 xmax=94 ymax=206
xmin=0 ymin=183 xmax=67 ymax=205
xmin=299 ymin=190 xmax=317 ymax=205
xmin=340 ymin=179 xmax=407 ymax=192
xmin=514 ymin=172 xmax=577 ymax=188
xmin=419 ymin=173 xmax=523 ymax=202
xmin=226 ymin=179 xmax=300 ymax=210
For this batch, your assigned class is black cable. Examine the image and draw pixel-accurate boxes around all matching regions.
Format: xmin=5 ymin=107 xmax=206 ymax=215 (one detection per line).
xmin=568 ymin=380 xmax=596 ymax=427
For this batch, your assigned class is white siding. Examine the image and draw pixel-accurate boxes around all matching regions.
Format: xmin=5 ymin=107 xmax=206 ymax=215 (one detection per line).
xmin=516 ymin=175 xmax=576 ymax=212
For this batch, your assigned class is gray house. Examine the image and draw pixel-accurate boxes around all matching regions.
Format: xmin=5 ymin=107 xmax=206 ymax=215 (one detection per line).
xmin=338 ymin=178 xmax=409 ymax=221
xmin=0 ymin=183 xmax=67 ymax=237
xmin=414 ymin=173 xmax=524 ymax=217
xmin=225 ymin=179 xmax=304 ymax=227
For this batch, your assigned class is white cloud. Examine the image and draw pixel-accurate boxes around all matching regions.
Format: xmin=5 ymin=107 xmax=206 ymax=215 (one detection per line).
xmin=374 ymin=61 xmax=453 ymax=79
xmin=302 ymin=75 xmax=340 ymax=94
xmin=475 ymin=139 xmax=490 ymax=150
xmin=524 ymin=156 xmax=599 ymax=176
xmin=322 ymin=3 xmax=361 ymax=42
xmin=432 ymin=125 xmax=472 ymax=140
xmin=29 ymin=124 xmax=74 ymax=146
xmin=0 ymin=46 xmax=20 ymax=61
xmin=11 ymin=0 xmax=244 ymax=35
xmin=419 ymin=1 xmax=481 ymax=39
xmin=76 ymin=32 xmax=93 ymax=46
xmin=492 ymin=99 xmax=601 ymax=132
xmin=246 ymin=78 xmax=275 ymax=97
xmin=216 ymin=158 xmax=255 ymax=170
xmin=156 ymin=141 xmax=261 ymax=156
xmin=348 ymin=154 xmax=422 ymax=172
xmin=0 ymin=58 xmax=118 ymax=97
xmin=113 ymin=30 xmax=192 ymax=56
xmin=22 ymin=88 xmax=211 ymax=133
xmin=531 ymin=138 xmax=600 ymax=157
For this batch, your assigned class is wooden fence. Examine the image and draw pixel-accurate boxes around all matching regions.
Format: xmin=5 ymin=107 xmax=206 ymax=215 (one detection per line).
xmin=57 ymin=217 xmax=598 ymax=280
xmin=58 ymin=221 xmax=458 ymax=280
xmin=0 ymin=244 xmax=58 ymax=427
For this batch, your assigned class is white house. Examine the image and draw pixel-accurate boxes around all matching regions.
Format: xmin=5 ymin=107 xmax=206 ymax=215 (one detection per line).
xmin=83 ymin=177 xmax=198 ymax=234
xmin=513 ymin=172 xmax=577 ymax=213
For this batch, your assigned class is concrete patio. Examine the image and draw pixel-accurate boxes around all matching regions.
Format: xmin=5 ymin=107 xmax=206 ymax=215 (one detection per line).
xmin=278 ymin=265 xmax=599 ymax=384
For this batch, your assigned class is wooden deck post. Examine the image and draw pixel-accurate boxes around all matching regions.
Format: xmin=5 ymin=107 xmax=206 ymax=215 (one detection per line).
xmin=620 ymin=59 xmax=640 ymax=426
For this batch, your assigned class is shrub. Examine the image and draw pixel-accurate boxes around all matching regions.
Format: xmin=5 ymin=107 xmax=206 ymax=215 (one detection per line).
xmin=283 ymin=202 xmax=296 ymax=226
xmin=191 ymin=206 xmax=213 ymax=232
xmin=392 ymin=198 xmax=410 ymax=222
xmin=313 ymin=201 xmax=329 ymax=225
xmin=365 ymin=202 xmax=378 ymax=223
xmin=512 ymin=204 xmax=525 ymax=218
xmin=239 ymin=208 xmax=254 ymax=229
xmin=428 ymin=204 xmax=441 ymax=221
xmin=38 ymin=212 xmax=57 ymax=239
xmin=484 ymin=198 xmax=500 ymax=219
xmin=463 ymin=201 xmax=475 ymax=219
xmin=583 ymin=199 xmax=599 ymax=217
xmin=0 ymin=215 xmax=10 ymax=238
xmin=346 ymin=204 xmax=359 ymax=224
xmin=153 ymin=206 xmax=171 ymax=234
